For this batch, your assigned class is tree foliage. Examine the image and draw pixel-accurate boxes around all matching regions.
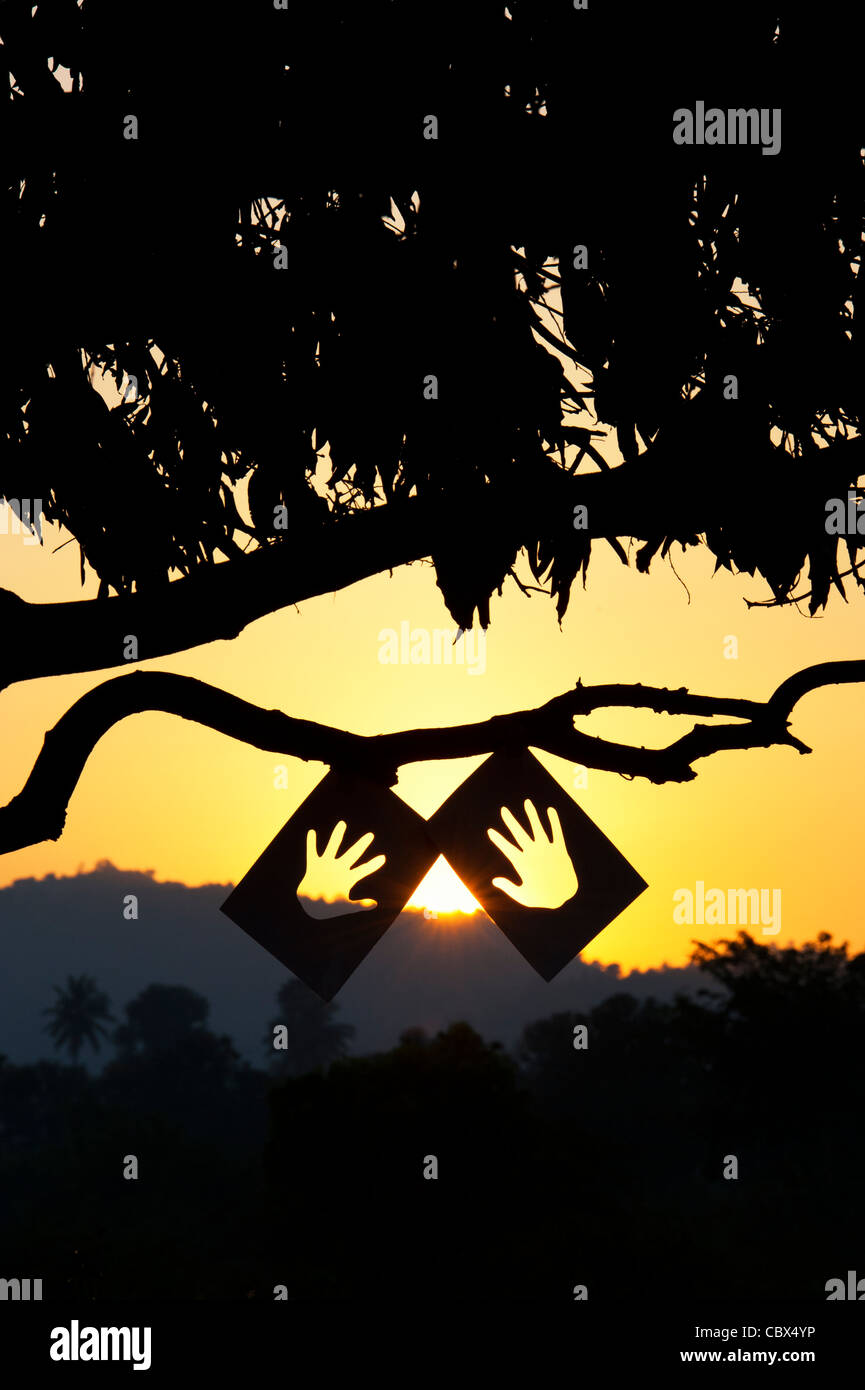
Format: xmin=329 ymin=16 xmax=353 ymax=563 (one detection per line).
xmin=2 ymin=0 xmax=862 ymax=637
xmin=112 ymin=982 xmax=210 ymax=1057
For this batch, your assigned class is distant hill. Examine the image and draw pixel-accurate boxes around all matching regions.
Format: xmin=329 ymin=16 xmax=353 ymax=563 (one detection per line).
xmin=0 ymin=863 xmax=702 ymax=1067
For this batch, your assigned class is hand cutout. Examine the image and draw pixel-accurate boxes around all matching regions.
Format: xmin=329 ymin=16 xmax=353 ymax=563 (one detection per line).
xmin=487 ymin=800 xmax=579 ymax=909
xmin=297 ymin=821 xmax=386 ymax=919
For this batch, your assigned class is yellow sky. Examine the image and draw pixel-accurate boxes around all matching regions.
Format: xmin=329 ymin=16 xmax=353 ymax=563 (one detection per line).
xmin=2 ymin=500 xmax=864 ymax=972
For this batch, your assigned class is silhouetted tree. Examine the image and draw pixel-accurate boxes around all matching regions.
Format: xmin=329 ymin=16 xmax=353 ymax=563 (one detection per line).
xmin=42 ymin=974 xmax=113 ymax=1062
xmin=265 ymin=978 xmax=355 ymax=1078
xmin=99 ymin=984 xmax=269 ymax=1144
xmin=688 ymin=929 xmax=865 ymax=1117
xmin=1 ymin=1 xmax=864 ymax=852
xmin=690 ymin=928 xmax=865 ymax=1013
xmin=112 ymin=983 xmax=210 ymax=1057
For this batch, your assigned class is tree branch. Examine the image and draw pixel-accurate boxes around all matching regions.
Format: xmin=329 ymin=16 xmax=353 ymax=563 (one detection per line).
xmin=0 ymin=448 xmax=711 ymax=693
xmin=0 ymin=467 xmax=629 ymax=691
xmin=3 ymin=431 xmax=863 ymax=692
xmin=0 ymin=500 xmax=438 ymax=692
xmin=2 ymin=661 xmax=862 ymax=857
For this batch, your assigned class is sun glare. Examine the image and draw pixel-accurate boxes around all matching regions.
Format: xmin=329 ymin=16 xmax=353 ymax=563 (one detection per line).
xmin=407 ymin=856 xmax=482 ymax=916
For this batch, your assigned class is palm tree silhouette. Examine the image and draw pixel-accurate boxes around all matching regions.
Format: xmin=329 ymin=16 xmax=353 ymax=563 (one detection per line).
xmin=43 ymin=974 xmax=114 ymax=1063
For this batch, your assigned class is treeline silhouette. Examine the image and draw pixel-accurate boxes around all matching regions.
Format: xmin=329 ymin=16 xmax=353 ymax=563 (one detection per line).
xmin=1 ymin=932 xmax=863 ymax=1300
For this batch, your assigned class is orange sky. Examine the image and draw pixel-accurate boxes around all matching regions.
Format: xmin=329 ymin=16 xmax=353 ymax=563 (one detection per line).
xmin=2 ymin=493 xmax=864 ymax=973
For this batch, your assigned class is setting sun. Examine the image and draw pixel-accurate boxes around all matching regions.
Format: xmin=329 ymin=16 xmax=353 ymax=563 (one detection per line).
xmin=406 ymin=856 xmax=483 ymax=916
